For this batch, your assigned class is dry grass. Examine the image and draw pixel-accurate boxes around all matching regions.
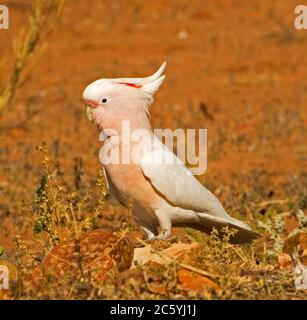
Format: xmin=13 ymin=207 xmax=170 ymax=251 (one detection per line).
xmin=0 ymin=0 xmax=64 ymax=119
xmin=0 ymin=144 xmax=304 ymax=300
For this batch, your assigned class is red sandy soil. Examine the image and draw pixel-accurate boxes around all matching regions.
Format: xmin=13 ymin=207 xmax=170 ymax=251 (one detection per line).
xmin=0 ymin=0 xmax=306 ymax=251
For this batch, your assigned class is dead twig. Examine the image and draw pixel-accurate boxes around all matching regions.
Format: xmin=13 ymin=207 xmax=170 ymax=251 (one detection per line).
xmin=257 ymin=199 xmax=292 ymax=208
xmin=136 ymin=237 xmax=219 ymax=280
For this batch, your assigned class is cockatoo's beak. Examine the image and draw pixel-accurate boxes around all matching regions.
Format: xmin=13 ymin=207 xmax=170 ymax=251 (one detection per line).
xmin=83 ymin=100 xmax=98 ymax=122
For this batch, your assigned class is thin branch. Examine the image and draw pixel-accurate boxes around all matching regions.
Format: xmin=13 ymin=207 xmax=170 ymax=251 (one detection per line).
xmin=0 ymin=0 xmax=65 ymax=119
xmin=257 ymin=199 xmax=292 ymax=208
xmin=136 ymin=237 xmax=219 ymax=280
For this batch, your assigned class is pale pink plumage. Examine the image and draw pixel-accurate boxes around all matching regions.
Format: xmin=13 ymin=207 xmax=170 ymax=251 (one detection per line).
xmin=83 ymin=62 xmax=260 ymax=243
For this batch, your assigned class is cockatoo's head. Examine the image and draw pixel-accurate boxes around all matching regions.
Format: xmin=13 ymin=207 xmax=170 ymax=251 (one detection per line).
xmin=82 ymin=62 xmax=166 ymax=130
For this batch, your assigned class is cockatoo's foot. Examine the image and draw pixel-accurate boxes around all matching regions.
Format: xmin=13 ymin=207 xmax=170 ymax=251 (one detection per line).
xmin=147 ymin=230 xmax=171 ymax=241
xmin=147 ymin=228 xmax=171 ymax=241
xmin=155 ymin=229 xmax=172 ymax=240
xmin=153 ymin=208 xmax=172 ymax=240
xmin=140 ymin=225 xmax=158 ymax=240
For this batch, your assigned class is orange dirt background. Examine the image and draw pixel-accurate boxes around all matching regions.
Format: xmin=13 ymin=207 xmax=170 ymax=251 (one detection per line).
xmin=0 ymin=0 xmax=306 ymax=248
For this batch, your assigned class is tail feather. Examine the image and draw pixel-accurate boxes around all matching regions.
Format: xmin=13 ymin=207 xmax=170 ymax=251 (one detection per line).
xmin=175 ymin=212 xmax=260 ymax=244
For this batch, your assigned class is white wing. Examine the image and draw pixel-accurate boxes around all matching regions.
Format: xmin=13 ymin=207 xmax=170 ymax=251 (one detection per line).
xmin=140 ymin=136 xmax=231 ymax=221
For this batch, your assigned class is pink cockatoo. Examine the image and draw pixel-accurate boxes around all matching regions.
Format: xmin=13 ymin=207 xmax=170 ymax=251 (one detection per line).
xmin=83 ymin=62 xmax=260 ymax=243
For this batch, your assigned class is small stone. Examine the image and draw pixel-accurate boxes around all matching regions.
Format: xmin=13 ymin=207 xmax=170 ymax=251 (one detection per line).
xmin=28 ymin=229 xmax=134 ymax=289
xmin=277 ymin=253 xmax=293 ymax=270
xmin=177 ymin=30 xmax=188 ymax=40
xmin=177 ymin=269 xmax=220 ymax=292
xmin=283 ymin=232 xmax=307 ymax=265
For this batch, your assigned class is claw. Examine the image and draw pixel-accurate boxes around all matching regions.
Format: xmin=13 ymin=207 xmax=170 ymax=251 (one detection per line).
xmin=149 ymin=228 xmax=171 ymax=240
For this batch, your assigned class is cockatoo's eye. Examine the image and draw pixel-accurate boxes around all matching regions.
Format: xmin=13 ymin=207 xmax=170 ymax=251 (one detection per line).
xmin=101 ymin=98 xmax=108 ymax=104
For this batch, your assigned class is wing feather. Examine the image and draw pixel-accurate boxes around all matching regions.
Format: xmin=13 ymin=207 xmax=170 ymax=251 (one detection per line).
xmin=140 ymin=137 xmax=230 ymax=220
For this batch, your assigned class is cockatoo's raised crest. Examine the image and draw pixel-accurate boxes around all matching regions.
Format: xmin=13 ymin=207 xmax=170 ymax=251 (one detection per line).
xmin=83 ymin=61 xmax=166 ymax=103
